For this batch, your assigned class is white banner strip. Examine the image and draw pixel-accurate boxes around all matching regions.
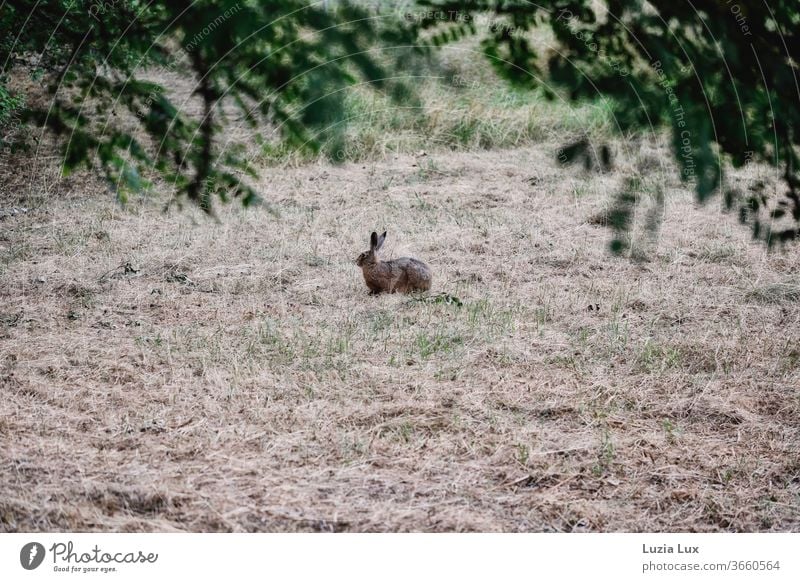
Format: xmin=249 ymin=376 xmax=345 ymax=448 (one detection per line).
xmin=1 ymin=533 xmax=798 ymax=581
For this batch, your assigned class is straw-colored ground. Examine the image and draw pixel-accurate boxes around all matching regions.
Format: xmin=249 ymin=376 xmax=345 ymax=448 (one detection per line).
xmin=1 ymin=143 xmax=799 ymax=532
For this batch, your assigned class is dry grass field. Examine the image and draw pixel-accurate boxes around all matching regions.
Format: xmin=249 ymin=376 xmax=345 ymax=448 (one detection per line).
xmin=1 ymin=141 xmax=799 ymax=532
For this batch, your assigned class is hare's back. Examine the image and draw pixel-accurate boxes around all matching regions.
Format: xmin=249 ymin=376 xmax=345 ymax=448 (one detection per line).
xmin=390 ymin=257 xmax=432 ymax=290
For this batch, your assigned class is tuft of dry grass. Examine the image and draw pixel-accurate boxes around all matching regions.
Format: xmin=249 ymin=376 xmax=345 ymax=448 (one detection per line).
xmin=1 ymin=143 xmax=799 ymax=533
xmin=746 ymin=280 xmax=800 ymax=304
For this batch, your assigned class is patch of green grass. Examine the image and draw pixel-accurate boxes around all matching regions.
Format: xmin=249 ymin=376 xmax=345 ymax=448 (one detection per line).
xmin=411 ymin=191 xmax=436 ymax=212
xmin=413 ymin=330 xmax=464 ymax=359
xmin=398 ymin=421 xmax=414 ymax=444
xmin=408 ymin=293 xmax=463 ymax=307
xmin=433 ymin=365 xmax=463 ymax=381
xmin=516 ymin=443 xmax=530 ymax=466
xmin=592 ymin=427 xmax=615 ymax=476
xmin=326 ymin=322 xmax=355 ymax=356
xmin=782 ymin=347 xmax=800 ymax=374
xmin=547 ymin=354 xmax=581 ymax=372
xmin=466 ymin=298 xmax=517 ymax=336
xmin=368 ymin=309 xmax=396 ymax=335
xmin=575 ymin=326 xmax=593 ymax=347
xmin=447 ymin=116 xmax=480 ymax=147
xmin=255 ymin=62 xmax=610 ymax=165
xmin=247 ymin=319 xmax=296 ymax=366
xmin=0 ymin=242 xmax=32 ymax=273
xmin=135 ymin=334 xmax=163 ymax=348
xmin=486 ymin=346 xmax=516 ymax=367
xmin=339 ymin=435 xmax=368 ymax=461
xmin=662 ymin=418 xmax=682 ymax=444
xmin=572 ymin=182 xmax=592 ymax=198
xmin=415 ymin=158 xmax=442 ymax=181
xmin=637 ymin=340 xmax=681 ymax=373
xmin=606 ymin=316 xmax=630 ymax=353
xmin=533 ymin=304 xmax=551 ymax=332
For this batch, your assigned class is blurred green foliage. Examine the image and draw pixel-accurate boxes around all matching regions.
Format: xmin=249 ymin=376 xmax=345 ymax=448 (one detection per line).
xmin=415 ymin=0 xmax=800 ymax=248
xmin=0 ymin=0 xmax=414 ymax=212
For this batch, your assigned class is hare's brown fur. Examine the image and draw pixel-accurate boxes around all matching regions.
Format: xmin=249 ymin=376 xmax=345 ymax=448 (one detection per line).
xmin=356 ymin=231 xmax=432 ymax=294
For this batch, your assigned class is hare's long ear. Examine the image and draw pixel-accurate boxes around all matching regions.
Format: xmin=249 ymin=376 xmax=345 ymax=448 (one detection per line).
xmin=370 ymin=231 xmax=378 ymax=251
xmin=376 ymin=231 xmax=387 ymax=251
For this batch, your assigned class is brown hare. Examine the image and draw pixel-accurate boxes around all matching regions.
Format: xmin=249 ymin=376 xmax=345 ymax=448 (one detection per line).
xmin=356 ymin=231 xmax=432 ymax=294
